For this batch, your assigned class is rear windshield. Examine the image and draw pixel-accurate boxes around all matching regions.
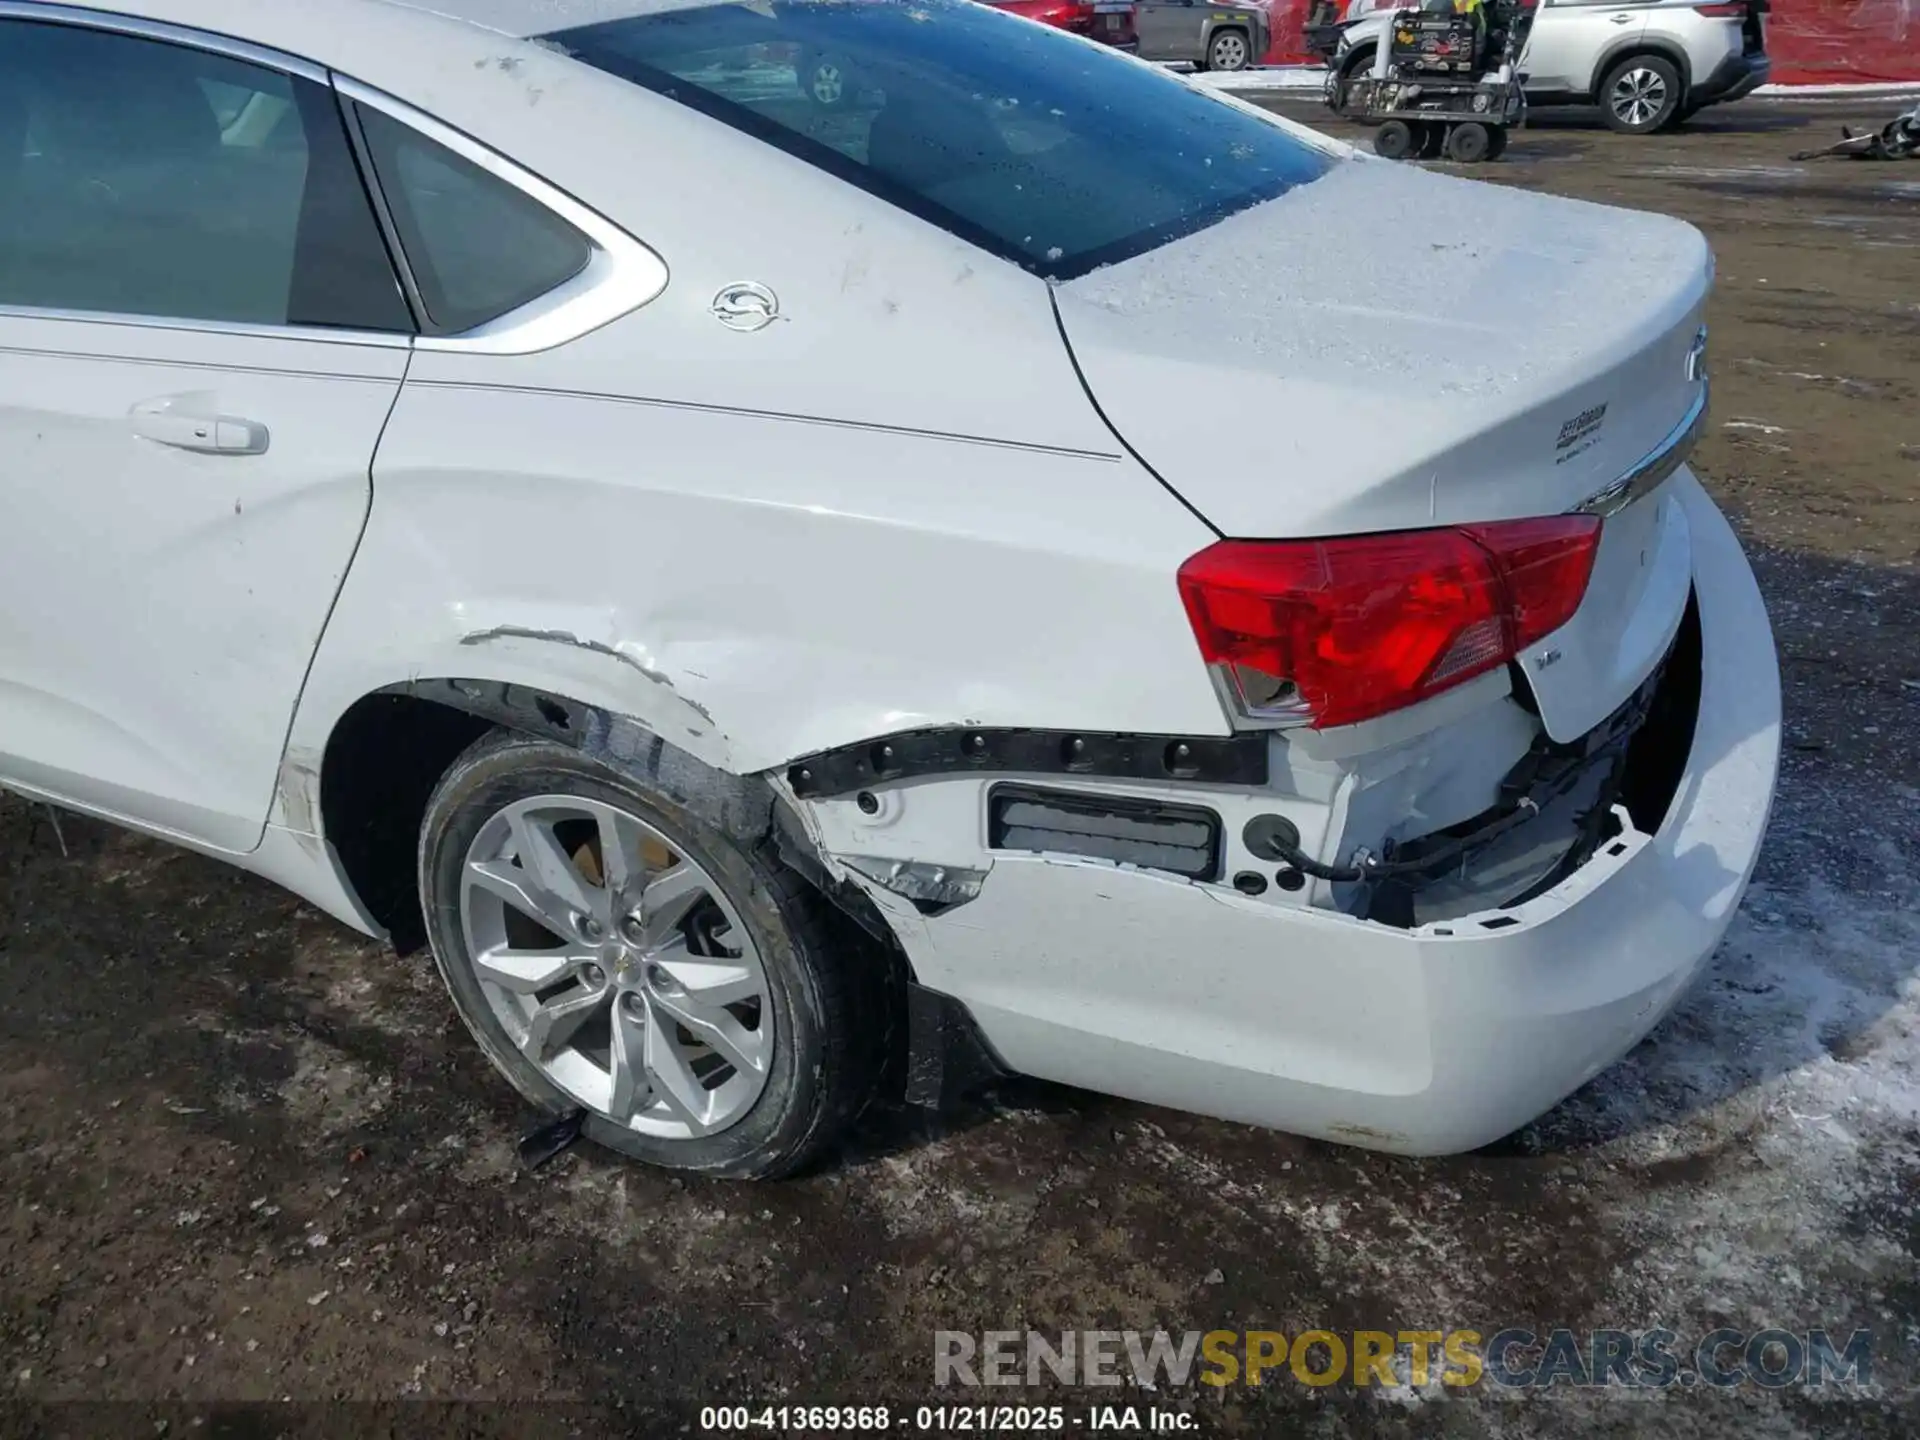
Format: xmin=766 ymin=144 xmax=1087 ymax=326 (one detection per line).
xmin=546 ymin=0 xmax=1332 ymax=279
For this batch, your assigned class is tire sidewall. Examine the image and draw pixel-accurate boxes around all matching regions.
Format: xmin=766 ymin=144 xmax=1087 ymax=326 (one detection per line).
xmin=418 ymin=735 xmax=833 ymax=1176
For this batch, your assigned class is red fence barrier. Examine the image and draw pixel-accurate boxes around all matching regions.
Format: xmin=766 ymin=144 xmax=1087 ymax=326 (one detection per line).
xmin=1258 ymin=0 xmax=1920 ymax=85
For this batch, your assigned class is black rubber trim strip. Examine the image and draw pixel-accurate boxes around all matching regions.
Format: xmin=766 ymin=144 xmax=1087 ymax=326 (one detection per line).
xmin=786 ymin=725 xmax=1266 ymax=799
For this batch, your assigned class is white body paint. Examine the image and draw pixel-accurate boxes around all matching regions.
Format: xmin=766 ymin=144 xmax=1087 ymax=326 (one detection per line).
xmin=0 ymin=0 xmax=1780 ymax=1153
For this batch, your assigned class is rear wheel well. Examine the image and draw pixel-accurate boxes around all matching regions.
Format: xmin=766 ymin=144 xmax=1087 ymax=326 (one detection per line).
xmin=321 ymin=693 xmax=493 ymax=953
xmin=320 ymin=685 xmax=977 ymax=1115
xmin=318 ymin=684 xmax=916 ymax=982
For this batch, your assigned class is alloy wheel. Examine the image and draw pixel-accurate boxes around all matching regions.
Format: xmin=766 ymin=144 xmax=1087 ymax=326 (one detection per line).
xmin=1609 ymin=67 xmax=1668 ymax=129
xmin=1210 ymin=32 xmax=1250 ymax=71
xmin=457 ymin=794 xmax=772 ymax=1140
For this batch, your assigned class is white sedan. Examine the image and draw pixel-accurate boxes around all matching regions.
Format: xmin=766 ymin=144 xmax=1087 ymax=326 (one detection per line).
xmin=0 ymin=0 xmax=1779 ymax=1177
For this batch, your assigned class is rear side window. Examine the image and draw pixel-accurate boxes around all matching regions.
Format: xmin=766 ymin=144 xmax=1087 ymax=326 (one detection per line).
xmin=353 ymin=104 xmax=594 ymax=334
xmin=547 ymin=0 xmax=1332 ymax=279
xmin=0 ymin=19 xmax=408 ymax=331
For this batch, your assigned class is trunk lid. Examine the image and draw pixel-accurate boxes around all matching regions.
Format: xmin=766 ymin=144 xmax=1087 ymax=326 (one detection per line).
xmin=1054 ymin=157 xmax=1713 ymax=742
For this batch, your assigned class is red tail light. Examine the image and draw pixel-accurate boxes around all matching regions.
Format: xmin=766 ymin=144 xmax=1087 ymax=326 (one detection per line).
xmin=1177 ymin=517 xmax=1602 ymax=730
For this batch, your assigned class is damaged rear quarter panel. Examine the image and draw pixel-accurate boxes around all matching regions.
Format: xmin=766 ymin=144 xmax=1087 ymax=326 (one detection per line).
xmin=290 ymin=365 xmax=1225 ymax=803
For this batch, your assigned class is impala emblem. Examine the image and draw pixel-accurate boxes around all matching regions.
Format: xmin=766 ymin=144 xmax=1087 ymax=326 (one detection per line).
xmin=711 ymin=281 xmax=780 ymax=333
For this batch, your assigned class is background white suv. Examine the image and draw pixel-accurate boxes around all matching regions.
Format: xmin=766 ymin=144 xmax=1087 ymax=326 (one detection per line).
xmin=1334 ymin=0 xmax=1772 ymax=134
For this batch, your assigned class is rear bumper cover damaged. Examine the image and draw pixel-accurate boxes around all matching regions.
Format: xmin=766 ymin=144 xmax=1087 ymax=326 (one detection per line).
xmin=850 ymin=473 xmax=1779 ymax=1153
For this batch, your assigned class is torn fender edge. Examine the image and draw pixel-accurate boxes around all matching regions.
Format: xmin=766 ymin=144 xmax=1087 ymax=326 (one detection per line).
xmin=388 ymin=676 xmax=772 ymax=846
xmin=388 ymin=677 xmax=913 ymax=948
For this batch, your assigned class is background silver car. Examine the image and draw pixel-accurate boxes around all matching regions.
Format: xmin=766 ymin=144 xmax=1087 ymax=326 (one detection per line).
xmin=1135 ymin=0 xmax=1272 ymax=72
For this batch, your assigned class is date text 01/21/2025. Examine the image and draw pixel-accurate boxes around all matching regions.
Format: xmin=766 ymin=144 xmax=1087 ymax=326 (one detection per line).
xmin=699 ymin=1405 xmax=1200 ymax=1431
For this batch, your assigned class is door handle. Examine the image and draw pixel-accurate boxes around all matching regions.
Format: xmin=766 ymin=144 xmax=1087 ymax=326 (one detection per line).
xmin=128 ymin=397 xmax=270 ymax=456
xmin=1610 ymin=12 xmax=1635 ymax=20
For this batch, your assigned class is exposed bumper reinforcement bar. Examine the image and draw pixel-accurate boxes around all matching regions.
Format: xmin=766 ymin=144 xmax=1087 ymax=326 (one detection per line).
xmin=786 ymin=725 xmax=1267 ymax=800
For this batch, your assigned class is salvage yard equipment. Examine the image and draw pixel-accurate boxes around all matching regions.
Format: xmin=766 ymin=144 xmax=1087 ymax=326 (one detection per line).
xmin=1333 ymin=0 xmax=1535 ymax=163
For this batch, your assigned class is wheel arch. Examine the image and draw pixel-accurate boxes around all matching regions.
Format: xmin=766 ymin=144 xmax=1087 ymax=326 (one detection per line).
xmin=311 ymin=677 xmax=900 ymax=966
xmin=1587 ymin=38 xmax=1693 ymax=102
xmin=1206 ymin=20 xmax=1254 ymax=54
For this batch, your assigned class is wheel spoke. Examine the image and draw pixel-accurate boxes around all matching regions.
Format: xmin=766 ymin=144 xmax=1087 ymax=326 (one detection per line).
xmin=650 ymin=988 xmax=768 ymax=1077
xmin=607 ymin=1001 xmax=648 ymax=1122
xmin=654 ymin=953 xmax=764 ymax=1011
xmin=508 ymin=810 xmax=599 ymax=922
xmin=643 ymin=1005 xmax=714 ymax=1134
xmin=522 ymin=985 xmax=604 ymax=1061
xmin=474 ymin=945 xmax=592 ymax=995
xmin=595 ymin=805 xmax=647 ymax=900
xmin=467 ymin=859 xmax=578 ymax=936
xmin=640 ymin=863 xmax=708 ymax=945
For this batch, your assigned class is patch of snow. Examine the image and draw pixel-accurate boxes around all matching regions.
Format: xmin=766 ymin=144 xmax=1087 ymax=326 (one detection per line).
xmin=1062 ymin=156 xmax=1700 ymax=398
xmin=1529 ymin=858 xmax=1920 ymax=1364
xmin=383 ymin=0 xmax=712 ymax=38
xmin=1754 ymin=81 xmax=1920 ymax=98
xmin=1185 ymin=66 xmax=1330 ymax=93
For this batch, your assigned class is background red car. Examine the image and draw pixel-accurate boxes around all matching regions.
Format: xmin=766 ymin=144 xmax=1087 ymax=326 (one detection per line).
xmin=985 ymin=0 xmax=1140 ymax=50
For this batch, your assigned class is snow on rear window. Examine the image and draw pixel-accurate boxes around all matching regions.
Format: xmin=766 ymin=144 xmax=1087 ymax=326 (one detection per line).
xmin=544 ymin=0 xmax=1333 ymax=278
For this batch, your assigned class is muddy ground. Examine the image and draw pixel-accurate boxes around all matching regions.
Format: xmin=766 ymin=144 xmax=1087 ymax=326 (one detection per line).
xmin=2 ymin=99 xmax=1917 ymax=1438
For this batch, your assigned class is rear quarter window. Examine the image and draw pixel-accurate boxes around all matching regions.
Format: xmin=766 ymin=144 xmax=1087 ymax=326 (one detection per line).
xmin=548 ymin=0 xmax=1333 ymax=278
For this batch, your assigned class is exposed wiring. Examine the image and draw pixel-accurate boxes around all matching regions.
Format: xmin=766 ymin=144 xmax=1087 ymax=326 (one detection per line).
xmin=1265 ymin=797 xmax=1542 ymax=884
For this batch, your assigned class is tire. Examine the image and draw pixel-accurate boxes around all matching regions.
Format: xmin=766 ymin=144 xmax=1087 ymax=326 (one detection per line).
xmin=802 ymin=54 xmax=852 ymax=110
xmin=418 ymin=730 xmax=883 ymax=1180
xmin=1485 ymin=125 xmax=1509 ymax=160
xmin=1374 ymin=119 xmax=1415 ymax=159
xmin=1446 ymin=121 xmax=1492 ymax=162
xmin=1331 ymin=48 xmax=1374 ymax=113
xmin=1205 ymin=27 xmax=1252 ymax=73
xmin=1599 ymin=54 xmax=1682 ymax=135
xmin=1418 ymin=122 xmax=1447 ymax=159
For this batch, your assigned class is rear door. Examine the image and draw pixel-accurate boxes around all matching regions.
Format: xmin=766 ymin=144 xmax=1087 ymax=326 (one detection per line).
xmin=1522 ymin=0 xmax=1648 ymax=93
xmin=1136 ymin=0 xmax=1202 ymax=61
xmin=0 ymin=15 xmax=412 ymax=851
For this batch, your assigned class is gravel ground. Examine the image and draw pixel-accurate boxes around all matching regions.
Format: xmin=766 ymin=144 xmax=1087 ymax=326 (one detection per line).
xmin=2 ymin=99 xmax=1917 ymax=1438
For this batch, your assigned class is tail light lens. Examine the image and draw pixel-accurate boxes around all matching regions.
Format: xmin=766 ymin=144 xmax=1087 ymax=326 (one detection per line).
xmin=1177 ymin=517 xmax=1601 ymax=730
